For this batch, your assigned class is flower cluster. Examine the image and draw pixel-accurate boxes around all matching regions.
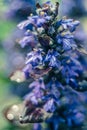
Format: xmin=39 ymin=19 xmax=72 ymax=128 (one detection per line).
xmin=11 ymin=1 xmax=87 ymax=129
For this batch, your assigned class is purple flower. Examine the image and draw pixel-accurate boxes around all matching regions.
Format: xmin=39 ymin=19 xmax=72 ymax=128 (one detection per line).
xmin=11 ymin=1 xmax=86 ymax=127
xmin=24 ymin=78 xmax=46 ymax=105
xmin=18 ymin=15 xmax=52 ymax=30
xmin=28 ymin=16 xmax=46 ymax=27
xmin=44 ymin=50 xmax=60 ymax=68
xmin=25 ymin=49 xmax=43 ymax=65
xmin=22 ymin=49 xmax=52 ymax=79
xmin=61 ymin=66 xmax=78 ymax=84
xmin=17 ymin=19 xmax=33 ymax=30
xmin=56 ymin=32 xmax=76 ymax=50
xmin=22 ymin=49 xmax=44 ymax=78
xmin=56 ymin=18 xmax=80 ymax=32
xmin=18 ymin=34 xmax=37 ymax=48
xmin=43 ymin=99 xmax=56 ymax=112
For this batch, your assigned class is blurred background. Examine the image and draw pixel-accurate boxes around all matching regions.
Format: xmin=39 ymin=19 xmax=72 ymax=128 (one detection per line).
xmin=0 ymin=0 xmax=87 ymax=130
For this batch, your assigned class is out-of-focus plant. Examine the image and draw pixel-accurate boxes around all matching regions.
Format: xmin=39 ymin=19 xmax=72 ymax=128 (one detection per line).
xmin=5 ymin=0 xmax=36 ymax=21
xmin=9 ymin=1 xmax=87 ymax=130
xmin=1 ymin=0 xmax=36 ymax=99
xmin=61 ymin=0 xmax=86 ymax=17
xmin=0 ymin=1 xmax=35 ymax=129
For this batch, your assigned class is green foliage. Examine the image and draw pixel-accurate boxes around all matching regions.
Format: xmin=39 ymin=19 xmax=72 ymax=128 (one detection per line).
xmin=0 ymin=20 xmax=16 ymax=41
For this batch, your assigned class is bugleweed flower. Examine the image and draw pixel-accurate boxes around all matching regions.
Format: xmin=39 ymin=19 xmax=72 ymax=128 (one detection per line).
xmin=11 ymin=1 xmax=87 ymax=129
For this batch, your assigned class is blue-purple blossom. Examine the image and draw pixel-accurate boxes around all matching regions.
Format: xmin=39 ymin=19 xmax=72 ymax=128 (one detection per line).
xmin=24 ymin=78 xmax=45 ymax=105
xmin=44 ymin=50 xmax=60 ymax=68
xmin=18 ymin=15 xmax=52 ymax=30
xmin=56 ymin=32 xmax=77 ymax=50
xmin=22 ymin=49 xmax=52 ymax=79
xmin=25 ymin=49 xmax=43 ymax=65
xmin=10 ymin=1 xmax=87 ymax=129
xmin=43 ymin=99 xmax=56 ymax=113
xmin=56 ymin=18 xmax=80 ymax=32
xmin=18 ymin=35 xmax=37 ymax=48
